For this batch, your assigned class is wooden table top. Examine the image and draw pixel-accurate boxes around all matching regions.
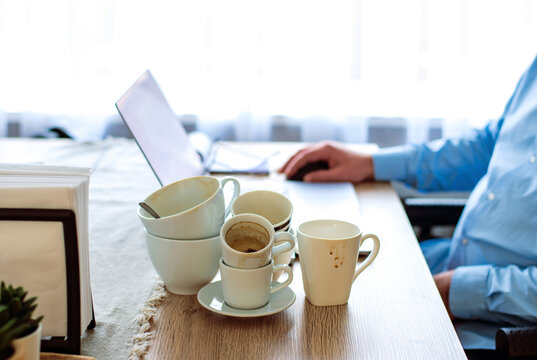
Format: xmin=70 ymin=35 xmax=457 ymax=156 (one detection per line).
xmin=145 ymin=143 xmax=466 ymax=359
xmin=0 ymin=138 xmax=466 ymax=359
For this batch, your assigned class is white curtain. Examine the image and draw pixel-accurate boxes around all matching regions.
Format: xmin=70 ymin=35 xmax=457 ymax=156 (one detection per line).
xmin=0 ymin=0 xmax=536 ymax=141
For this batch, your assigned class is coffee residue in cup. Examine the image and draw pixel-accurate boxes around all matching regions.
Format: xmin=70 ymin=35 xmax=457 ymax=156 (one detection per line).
xmin=226 ymin=221 xmax=270 ymax=253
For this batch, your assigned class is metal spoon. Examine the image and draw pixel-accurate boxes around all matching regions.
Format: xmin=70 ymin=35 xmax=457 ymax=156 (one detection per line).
xmin=139 ymin=202 xmax=161 ymax=218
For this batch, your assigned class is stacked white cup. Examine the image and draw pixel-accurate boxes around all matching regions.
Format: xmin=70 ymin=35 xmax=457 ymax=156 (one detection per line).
xmin=219 ymin=214 xmax=295 ymax=309
xmin=230 ymin=190 xmax=295 ymax=279
xmin=138 ymin=176 xmax=240 ymax=295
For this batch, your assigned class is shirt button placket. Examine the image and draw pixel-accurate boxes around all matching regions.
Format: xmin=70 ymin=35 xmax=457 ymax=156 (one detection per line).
xmin=487 ymin=192 xmax=495 ymax=201
xmin=462 ymin=238 xmax=469 ymax=246
xmin=530 ymin=155 xmax=536 ymax=164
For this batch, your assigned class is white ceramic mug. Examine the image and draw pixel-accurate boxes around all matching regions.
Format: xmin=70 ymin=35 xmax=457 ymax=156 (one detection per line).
xmin=144 ymin=230 xmax=222 ymax=295
xmin=297 ymin=219 xmax=380 ymax=306
xmin=231 ymin=190 xmax=293 ymax=232
xmin=220 ymin=213 xmax=295 ymax=269
xmin=219 ymin=258 xmax=293 ymax=309
xmin=138 ymin=176 xmax=240 ymax=239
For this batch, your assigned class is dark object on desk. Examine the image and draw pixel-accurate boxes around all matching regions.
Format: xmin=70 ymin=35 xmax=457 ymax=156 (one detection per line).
xmin=401 ymin=196 xmax=537 ymax=359
xmin=288 ymin=161 xmax=329 ymax=181
xmin=32 ymin=127 xmax=74 ymax=139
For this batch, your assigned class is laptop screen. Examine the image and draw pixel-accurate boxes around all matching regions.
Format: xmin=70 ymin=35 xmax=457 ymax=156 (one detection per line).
xmin=115 ymin=70 xmax=204 ymax=186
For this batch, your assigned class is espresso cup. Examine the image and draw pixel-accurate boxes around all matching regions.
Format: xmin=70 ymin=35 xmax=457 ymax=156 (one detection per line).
xmin=219 ymin=258 xmax=293 ymax=309
xmin=144 ymin=230 xmax=221 ymax=295
xmin=138 ymin=176 xmax=240 ymax=239
xmin=297 ymin=219 xmax=380 ymax=306
xmin=220 ymin=213 xmax=295 ymax=269
xmin=231 ymin=190 xmax=293 ymax=232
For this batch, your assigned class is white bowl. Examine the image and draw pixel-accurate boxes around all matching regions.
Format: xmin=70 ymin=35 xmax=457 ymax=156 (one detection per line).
xmin=144 ymin=230 xmax=221 ymax=295
xmin=139 ymin=176 xmax=239 ymax=239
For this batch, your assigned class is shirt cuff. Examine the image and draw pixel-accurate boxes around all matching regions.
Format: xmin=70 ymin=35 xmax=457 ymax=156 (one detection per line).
xmin=372 ymin=146 xmax=412 ymax=181
xmin=450 ymin=265 xmax=490 ymax=320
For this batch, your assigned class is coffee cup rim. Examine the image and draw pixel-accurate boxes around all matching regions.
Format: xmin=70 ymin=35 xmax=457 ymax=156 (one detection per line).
xmin=219 ymin=257 xmax=273 ymax=271
xmin=231 ymin=190 xmax=293 ymax=227
xmin=220 ymin=213 xmax=275 ymax=256
xmin=297 ymin=219 xmax=361 ymax=240
xmin=144 ymin=229 xmax=220 ymax=243
xmin=139 ymin=176 xmax=221 ymax=221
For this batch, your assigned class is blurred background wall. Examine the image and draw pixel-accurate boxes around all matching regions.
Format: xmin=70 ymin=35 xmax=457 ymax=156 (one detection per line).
xmin=1 ymin=0 xmax=536 ymax=145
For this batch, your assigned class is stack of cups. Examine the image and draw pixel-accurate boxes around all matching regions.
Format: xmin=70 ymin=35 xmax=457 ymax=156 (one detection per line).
xmin=219 ymin=214 xmax=295 ymax=309
xmin=138 ymin=176 xmax=240 ymax=295
xmin=230 ymin=190 xmax=294 ymax=279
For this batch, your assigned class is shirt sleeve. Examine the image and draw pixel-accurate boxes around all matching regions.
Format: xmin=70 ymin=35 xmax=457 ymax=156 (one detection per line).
xmin=371 ymin=65 xmax=531 ymax=192
xmin=450 ymin=265 xmax=537 ymax=325
xmin=372 ymin=119 xmax=502 ymax=192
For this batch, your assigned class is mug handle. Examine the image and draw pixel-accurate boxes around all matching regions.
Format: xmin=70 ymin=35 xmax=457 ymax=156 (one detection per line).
xmin=270 ymin=265 xmax=293 ymax=294
xmin=221 ymin=177 xmax=241 ymax=218
xmin=353 ymin=233 xmax=380 ymax=281
xmin=272 ymin=231 xmax=295 ymax=257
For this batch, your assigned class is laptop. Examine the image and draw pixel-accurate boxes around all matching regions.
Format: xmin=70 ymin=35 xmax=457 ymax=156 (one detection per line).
xmin=115 ymin=70 xmax=371 ymax=252
xmin=115 ymin=70 xmax=269 ymax=187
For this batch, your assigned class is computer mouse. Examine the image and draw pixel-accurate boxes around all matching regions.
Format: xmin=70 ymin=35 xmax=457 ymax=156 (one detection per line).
xmin=288 ymin=161 xmax=329 ymax=181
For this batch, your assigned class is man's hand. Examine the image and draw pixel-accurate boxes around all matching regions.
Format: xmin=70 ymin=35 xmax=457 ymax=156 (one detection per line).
xmin=278 ymin=141 xmax=375 ymax=183
xmin=433 ymin=270 xmax=455 ymax=320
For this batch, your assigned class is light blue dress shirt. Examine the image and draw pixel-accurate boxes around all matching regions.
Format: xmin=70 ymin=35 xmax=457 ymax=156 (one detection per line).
xmin=372 ymin=54 xmax=537 ymax=349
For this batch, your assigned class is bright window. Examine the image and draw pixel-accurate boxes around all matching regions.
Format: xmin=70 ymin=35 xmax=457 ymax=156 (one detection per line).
xmin=0 ymin=0 xmax=536 ymax=138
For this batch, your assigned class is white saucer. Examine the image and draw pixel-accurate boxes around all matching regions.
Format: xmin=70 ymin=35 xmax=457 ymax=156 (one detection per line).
xmin=197 ymin=281 xmax=296 ymax=317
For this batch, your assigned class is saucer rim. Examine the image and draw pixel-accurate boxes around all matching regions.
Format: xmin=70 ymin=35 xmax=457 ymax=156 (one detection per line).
xmin=197 ymin=280 xmax=296 ymax=318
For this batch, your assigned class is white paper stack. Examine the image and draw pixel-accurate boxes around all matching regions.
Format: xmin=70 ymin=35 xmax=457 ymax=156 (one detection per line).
xmin=0 ymin=163 xmax=92 ymax=337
